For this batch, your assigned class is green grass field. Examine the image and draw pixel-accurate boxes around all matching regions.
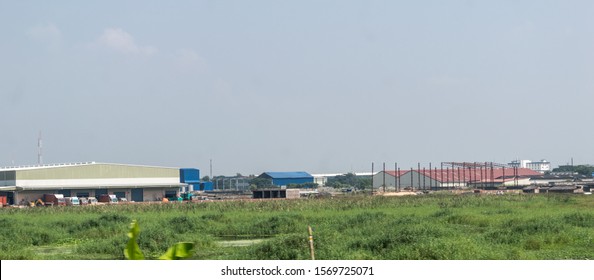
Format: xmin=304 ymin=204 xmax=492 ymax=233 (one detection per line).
xmin=1 ymin=193 xmax=593 ymax=260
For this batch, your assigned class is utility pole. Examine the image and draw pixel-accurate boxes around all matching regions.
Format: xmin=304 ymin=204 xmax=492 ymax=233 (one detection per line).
xmin=37 ymin=131 xmax=43 ymax=165
xmin=371 ymin=162 xmax=374 ymax=195
xmin=383 ymin=162 xmax=386 ymax=192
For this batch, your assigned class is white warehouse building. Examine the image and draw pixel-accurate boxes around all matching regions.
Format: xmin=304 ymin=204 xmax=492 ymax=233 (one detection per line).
xmin=0 ymin=162 xmax=190 ymax=205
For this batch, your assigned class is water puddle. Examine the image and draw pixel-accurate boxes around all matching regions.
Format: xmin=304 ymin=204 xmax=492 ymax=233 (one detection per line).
xmin=216 ymin=239 xmax=267 ymax=247
xmin=215 ymin=236 xmax=273 ymax=247
xmin=32 ymin=244 xmax=75 ymax=256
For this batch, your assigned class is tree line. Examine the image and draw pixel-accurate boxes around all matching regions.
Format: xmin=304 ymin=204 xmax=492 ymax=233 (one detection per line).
xmin=551 ymin=165 xmax=594 ymax=177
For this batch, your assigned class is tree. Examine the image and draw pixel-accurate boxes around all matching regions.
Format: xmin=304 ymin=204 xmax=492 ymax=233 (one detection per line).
xmin=326 ymin=173 xmax=371 ymax=190
xmin=201 ymin=176 xmax=210 ymax=182
xmin=357 ymin=176 xmax=372 ymax=190
xmin=249 ymin=177 xmax=273 ymax=188
xmin=287 ymin=182 xmax=318 ymax=189
xmin=552 ymin=165 xmax=594 ymax=177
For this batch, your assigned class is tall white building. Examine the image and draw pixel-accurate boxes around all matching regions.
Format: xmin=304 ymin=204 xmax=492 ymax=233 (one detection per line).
xmin=508 ymin=159 xmax=551 ymax=173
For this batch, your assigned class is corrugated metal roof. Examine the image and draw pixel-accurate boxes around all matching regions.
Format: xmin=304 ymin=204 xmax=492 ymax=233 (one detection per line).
xmin=548 ymin=186 xmax=579 ymax=191
xmin=0 ymin=162 xmax=97 ymax=171
xmin=0 ymin=162 xmax=180 ymax=171
xmin=260 ymin=172 xmax=313 ymax=179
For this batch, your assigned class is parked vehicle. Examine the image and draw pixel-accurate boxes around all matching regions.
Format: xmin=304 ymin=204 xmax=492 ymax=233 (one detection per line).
xmin=79 ymin=197 xmax=99 ymax=205
xmin=43 ymin=194 xmax=66 ymax=206
xmin=65 ymin=197 xmax=80 ymax=206
xmin=98 ymin=194 xmax=118 ymax=204
xmin=181 ymin=192 xmax=193 ymax=201
xmin=79 ymin=197 xmax=89 ymax=205
xmin=87 ymin=197 xmax=98 ymax=205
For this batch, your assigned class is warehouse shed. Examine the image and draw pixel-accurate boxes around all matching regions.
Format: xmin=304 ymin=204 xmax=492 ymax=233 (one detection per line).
xmin=257 ymin=172 xmax=314 ymax=187
xmin=373 ymin=168 xmax=541 ymax=190
xmin=0 ymin=162 xmax=187 ymax=205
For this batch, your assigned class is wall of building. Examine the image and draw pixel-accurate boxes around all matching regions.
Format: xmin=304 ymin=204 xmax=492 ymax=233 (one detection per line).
xmin=12 ymin=187 xmax=179 ymax=204
xmin=372 ymin=171 xmax=445 ymax=190
xmin=501 ymin=178 xmax=532 ymax=187
xmin=272 ymin=177 xmax=313 ymax=187
xmin=0 ymin=171 xmax=16 ymax=185
xmin=313 ymin=176 xmax=327 ymax=186
xmin=14 ymin=177 xmax=181 ymax=189
xmin=15 ymin=164 xmax=178 ymax=180
xmin=286 ymin=189 xmax=300 ymax=199
xmin=13 ymin=164 xmax=176 ymax=187
xmin=143 ymin=188 xmax=170 ymax=202
xmin=252 ymin=188 xmax=300 ymax=199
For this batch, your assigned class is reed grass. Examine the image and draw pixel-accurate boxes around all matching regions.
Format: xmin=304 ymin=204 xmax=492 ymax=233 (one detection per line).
xmin=0 ymin=193 xmax=592 ymax=259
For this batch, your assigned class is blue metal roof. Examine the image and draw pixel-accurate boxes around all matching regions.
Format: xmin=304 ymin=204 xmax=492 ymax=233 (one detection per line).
xmin=260 ymin=172 xmax=313 ymax=179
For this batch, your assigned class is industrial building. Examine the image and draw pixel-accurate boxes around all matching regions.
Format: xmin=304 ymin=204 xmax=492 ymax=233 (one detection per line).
xmin=372 ymin=165 xmax=541 ymax=190
xmin=508 ymin=159 xmax=551 ymax=173
xmin=257 ymin=172 xmax=314 ymax=187
xmin=0 ymin=162 xmax=199 ymax=205
xmin=212 ymin=175 xmax=251 ymax=191
xmin=252 ymin=188 xmax=300 ymax=199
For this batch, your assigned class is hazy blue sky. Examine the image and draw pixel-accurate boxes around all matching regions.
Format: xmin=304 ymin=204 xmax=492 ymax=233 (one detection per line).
xmin=1 ymin=1 xmax=593 ymax=175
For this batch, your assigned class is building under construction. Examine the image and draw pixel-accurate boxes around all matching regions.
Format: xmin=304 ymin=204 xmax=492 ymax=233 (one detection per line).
xmin=372 ymin=162 xmax=542 ymax=191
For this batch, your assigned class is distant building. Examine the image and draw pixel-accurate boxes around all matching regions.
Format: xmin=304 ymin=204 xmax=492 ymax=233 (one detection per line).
xmin=373 ymin=168 xmax=541 ymax=190
xmin=212 ymin=175 xmax=251 ymax=191
xmin=257 ymin=172 xmax=313 ymax=187
xmin=180 ymin=168 xmax=200 ymax=192
xmin=312 ymin=173 xmax=344 ymax=186
xmin=547 ymin=185 xmax=583 ymax=194
xmin=0 ymin=162 xmax=190 ymax=205
xmin=508 ymin=159 xmax=551 ymax=173
xmin=252 ymin=188 xmax=300 ymax=199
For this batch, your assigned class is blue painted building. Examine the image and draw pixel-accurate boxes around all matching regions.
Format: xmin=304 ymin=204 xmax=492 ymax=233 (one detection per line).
xmin=257 ymin=172 xmax=314 ymax=187
xmin=180 ymin=168 xmax=200 ymax=192
xmin=200 ymin=181 xmax=214 ymax=191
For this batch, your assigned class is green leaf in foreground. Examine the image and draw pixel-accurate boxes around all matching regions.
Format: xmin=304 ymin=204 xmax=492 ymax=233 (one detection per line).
xmin=124 ymin=220 xmax=145 ymax=260
xmin=159 ymin=242 xmax=195 ymax=260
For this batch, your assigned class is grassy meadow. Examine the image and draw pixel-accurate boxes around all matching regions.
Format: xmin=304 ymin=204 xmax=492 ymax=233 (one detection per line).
xmin=0 ymin=193 xmax=593 ymax=260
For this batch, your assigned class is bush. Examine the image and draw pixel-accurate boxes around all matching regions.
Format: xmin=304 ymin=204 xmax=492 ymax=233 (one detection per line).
xmin=246 ymin=234 xmax=310 ymax=260
xmin=563 ymin=212 xmax=594 ymax=227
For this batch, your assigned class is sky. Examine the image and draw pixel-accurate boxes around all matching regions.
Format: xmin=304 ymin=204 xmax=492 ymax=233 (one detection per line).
xmin=1 ymin=1 xmax=593 ymax=176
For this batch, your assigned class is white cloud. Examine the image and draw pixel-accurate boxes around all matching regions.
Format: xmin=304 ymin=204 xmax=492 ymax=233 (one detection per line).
xmin=96 ymin=28 xmax=157 ymax=55
xmin=174 ymin=48 xmax=207 ymax=70
xmin=176 ymin=49 xmax=202 ymax=63
xmin=27 ymin=23 xmax=62 ymax=48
